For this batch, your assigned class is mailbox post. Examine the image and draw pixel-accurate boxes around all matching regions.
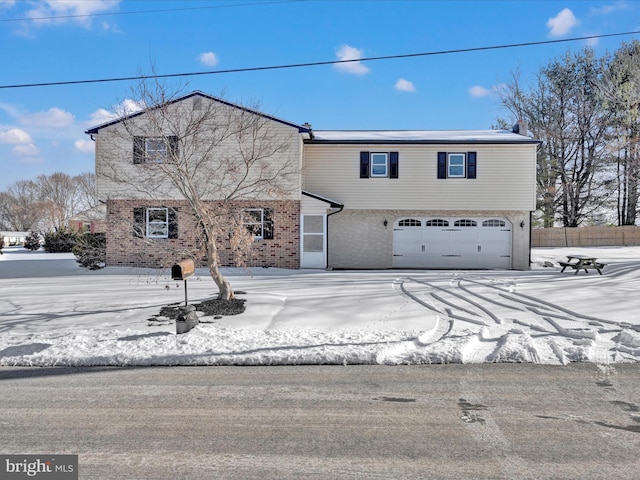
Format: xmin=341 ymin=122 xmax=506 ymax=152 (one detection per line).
xmin=171 ymin=259 xmax=198 ymax=334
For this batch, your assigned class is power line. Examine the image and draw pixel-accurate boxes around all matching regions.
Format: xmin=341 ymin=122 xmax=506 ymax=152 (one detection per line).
xmin=0 ymin=30 xmax=638 ymax=90
xmin=0 ymin=0 xmax=307 ymax=23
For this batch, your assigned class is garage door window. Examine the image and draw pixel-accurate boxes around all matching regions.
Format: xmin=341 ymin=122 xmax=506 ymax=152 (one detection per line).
xmin=425 ymin=219 xmax=448 ymax=227
xmin=454 ymin=219 xmax=477 ymax=227
xmin=399 ymin=219 xmax=421 ymax=227
xmin=483 ymin=219 xmax=506 ymax=227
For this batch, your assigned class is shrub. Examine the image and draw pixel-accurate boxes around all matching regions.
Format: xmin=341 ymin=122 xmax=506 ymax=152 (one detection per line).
xmin=44 ymin=227 xmax=78 ymax=253
xmin=73 ymin=232 xmax=106 ymax=269
xmin=24 ymin=230 xmax=43 ymax=251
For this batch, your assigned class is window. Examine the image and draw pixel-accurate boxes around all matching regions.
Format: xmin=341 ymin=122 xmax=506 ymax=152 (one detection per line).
xmin=454 ymin=219 xmax=477 ymax=227
xmin=398 ymin=219 xmax=421 ymax=227
xmin=145 ymin=138 xmax=168 ymax=163
xmin=360 ymin=151 xmax=399 ymax=178
xmin=147 ymin=208 xmax=169 ymax=238
xmin=483 ymin=219 xmax=506 ymax=227
xmin=243 ymin=208 xmax=274 ymax=240
xmin=133 ymin=136 xmax=178 ymax=164
xmin=448 ymin=153 xmax=465 ymax=178
xmin=133 ymin=207 xmax=178 ymax=239
xmin=437 ymin=152 xmax=477 ymax=179
xmin=371 ymin=153 xmax=388 ymax=177
xmin=425 ymin=219 xmax=449 ymax=227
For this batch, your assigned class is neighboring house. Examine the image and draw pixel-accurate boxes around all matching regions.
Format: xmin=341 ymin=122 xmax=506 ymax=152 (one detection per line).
xmin=86 ymin=91 xmax=540 ymax=271
xmin=66 ymin=204 xmax=107 ymax=233
xmin=0 ymin=231 xmax=29 ymax=246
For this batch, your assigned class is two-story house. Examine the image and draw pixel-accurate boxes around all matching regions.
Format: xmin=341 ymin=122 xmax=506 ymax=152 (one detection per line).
xmin=86 ymin=91 xmax=539 ymax=271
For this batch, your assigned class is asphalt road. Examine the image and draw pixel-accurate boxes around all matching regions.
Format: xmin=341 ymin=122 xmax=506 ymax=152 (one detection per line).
xmin=1 ymin=364 xmax=639 ymax=479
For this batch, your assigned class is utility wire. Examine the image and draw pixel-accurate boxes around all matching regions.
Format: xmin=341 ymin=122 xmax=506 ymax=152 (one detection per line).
xmin=0 ymin=0 xmax=307 ymax=23
xmin=0 ymin=30 xmax=637 ymax=90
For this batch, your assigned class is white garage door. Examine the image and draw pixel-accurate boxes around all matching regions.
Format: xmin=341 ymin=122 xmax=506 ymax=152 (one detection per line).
xmin=392 ymin=217 xmax=512 ymax=269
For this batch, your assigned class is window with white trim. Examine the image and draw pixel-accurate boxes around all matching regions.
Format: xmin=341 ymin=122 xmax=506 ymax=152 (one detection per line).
xmin=133 ymin=136 xmax=178 ymax=164
xmin=146 ymin=207 xmax=169 ymax=238
xmin=448 ymin=153 xmax=466 ymax=178
xmin=145 ymin=138 xmax=168 ymax=163
xmin=370 ymin=153 xmax=388 ymax=177
xmin=242 ymin=208 xmax=274 ymax=240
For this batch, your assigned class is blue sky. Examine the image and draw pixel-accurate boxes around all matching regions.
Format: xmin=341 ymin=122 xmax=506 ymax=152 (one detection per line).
xmin=1 ymin=0 xmax=639 ymax=190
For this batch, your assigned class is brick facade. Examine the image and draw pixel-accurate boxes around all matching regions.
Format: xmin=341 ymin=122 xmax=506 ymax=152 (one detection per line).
xmin=106 ymin=199 xmax=300 ymax=269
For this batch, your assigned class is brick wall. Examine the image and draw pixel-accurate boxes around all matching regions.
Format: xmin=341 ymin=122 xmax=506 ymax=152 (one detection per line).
xmin=106 ymin=199 xmax=300 ymax=269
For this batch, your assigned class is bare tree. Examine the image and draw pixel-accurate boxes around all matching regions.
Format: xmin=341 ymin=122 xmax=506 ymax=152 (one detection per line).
xmin=599 ymin=40 xmax=640 ymax=225
xmin=0 ymin=180 xmax=42 ymax=231
xmin=497 ymin=48 xmax=613 ymax=227
xmin=0 ymin=172 xmax=98 ymax=232
xmin=96 ymin=81 xmax=300 ymax=299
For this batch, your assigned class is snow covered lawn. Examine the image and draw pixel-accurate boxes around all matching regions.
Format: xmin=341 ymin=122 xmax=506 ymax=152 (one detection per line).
xmin=1 ymin=245 xmax=639 ymax=366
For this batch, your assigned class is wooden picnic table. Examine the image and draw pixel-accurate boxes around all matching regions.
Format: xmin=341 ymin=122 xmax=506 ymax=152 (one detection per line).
xmin=559 ymin=255 xmax=606 ymax=275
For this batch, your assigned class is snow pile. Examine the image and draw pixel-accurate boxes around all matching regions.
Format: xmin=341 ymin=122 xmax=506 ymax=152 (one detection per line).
xmin=1 ymin=246 xmax=640 ymax=366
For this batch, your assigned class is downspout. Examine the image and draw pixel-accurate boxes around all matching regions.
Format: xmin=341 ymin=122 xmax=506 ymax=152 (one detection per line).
xmin=325 ymin=205 xmax=344 ymax=269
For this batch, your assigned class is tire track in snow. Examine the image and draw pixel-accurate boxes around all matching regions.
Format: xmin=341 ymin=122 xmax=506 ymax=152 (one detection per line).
xmin=397 ymin=274 xmax=630 ymax=364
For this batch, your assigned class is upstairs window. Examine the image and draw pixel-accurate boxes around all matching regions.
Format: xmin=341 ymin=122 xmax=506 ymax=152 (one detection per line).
xmin=360 ymin=151 xmax=399 ymax=178
xmin=371 ymin=153 xmax=388 ymax=177
xmin=447 ymin=153 xmax=465 ymax=178
xmin=437 ymin=151 xmax=477 ymax=179
xmin=133 ymin=136 xmax=179 ymax=164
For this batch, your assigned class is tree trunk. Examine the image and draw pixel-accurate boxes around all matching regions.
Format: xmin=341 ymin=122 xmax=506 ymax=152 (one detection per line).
xmin=203 ymin=226 xmax=234 ymax=300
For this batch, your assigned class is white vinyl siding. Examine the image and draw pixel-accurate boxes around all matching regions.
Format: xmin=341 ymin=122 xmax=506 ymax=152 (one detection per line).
xmin=94 ymin=96 xmax=303 ymax=202
xmin=303 ymin=144 xmax=537 ymax=211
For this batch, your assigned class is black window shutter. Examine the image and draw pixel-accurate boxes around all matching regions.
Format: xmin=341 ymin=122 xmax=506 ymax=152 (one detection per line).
xmin=467 ymin=152 xmax=477 ymax=179
xmin=168 ymin=208 xmax=178 ymax=239
xmin=389 ymin=152 xmax=399 ymax=178
xmin=133 ymin=207 xmax=145 ymax=237
xmin=360 ymin=152 xmax=370 ymax=178
xmin=263 ymin=208 xmax=274 ymax=239
xmin=168 ymin=136 xmax=179 ymax=162
xmin=437 ymin=152 xmax=447 ymax=179
xmin=133 ymin=137 xmax=145 ymax=164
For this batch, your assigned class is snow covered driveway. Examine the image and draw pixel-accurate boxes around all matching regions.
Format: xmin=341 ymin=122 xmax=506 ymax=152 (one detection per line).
xmin=1 ymin=246 xmax=639 ymax=366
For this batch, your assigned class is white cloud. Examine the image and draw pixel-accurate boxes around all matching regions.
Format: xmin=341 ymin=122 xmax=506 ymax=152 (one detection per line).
xmin=590 ymin=1 xmax=628 ymax=15
xmin=395 ymin=78 xmax=416 ymax=92
xmin=75 ymin=139 xmax=95 ymax=153
xmin=18 ymin=0 xmax=121 ymax=32
xmin=547 ymin=8 xmax=580 ymax=37
xmin=199 ymin=52 xmax=219 ymax=67
xmin=88 ymin=108 xmax=117 ymax=126
xmin=333 ymin=45 xmax=370 ymax=75
xmin=469 ymin=85 xmax=492 ymax=98
xmin=19 ymin=107 xmax=75 ymax=128
xmin=0 ymin=128 xmax=32 ymax=144
xmin=0 ymin=0 xmax=16 ymax=8
xmin=88 ymin=99 xmax=144 ymax=126
xmin=12 ymin=143 xmax=40 ymax=161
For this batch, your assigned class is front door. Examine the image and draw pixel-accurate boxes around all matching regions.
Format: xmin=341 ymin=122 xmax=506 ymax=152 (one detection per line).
xmin=301 ymin=215 xmax=326 ymax=268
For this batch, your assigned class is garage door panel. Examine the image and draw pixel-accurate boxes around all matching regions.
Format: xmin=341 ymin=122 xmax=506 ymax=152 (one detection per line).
xmin=393 ymin=217 xmax=512 ymax=269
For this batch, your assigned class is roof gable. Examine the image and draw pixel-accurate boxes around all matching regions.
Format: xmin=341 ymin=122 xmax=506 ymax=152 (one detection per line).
xmin=85 ymin=91 xmax=311 ymax=135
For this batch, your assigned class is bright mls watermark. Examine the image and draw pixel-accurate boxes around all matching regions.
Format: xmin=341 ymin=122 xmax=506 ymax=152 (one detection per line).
xmin=1 ymin=455 xmax=78 ymax=479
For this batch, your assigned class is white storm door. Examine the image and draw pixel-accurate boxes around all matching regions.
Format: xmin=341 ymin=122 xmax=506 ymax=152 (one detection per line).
xmin=301 ymin=215 xmax=326 ymax=268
